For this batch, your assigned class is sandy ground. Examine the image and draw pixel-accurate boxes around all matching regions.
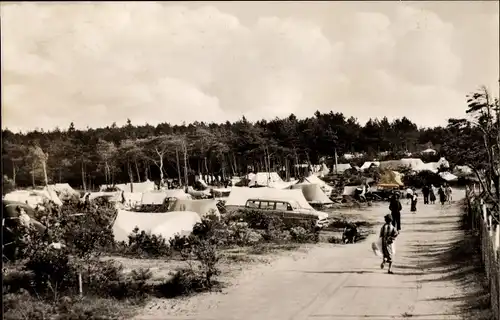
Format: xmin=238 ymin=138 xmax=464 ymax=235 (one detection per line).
xmin=134 ymin=190 xmax=473 ymax=320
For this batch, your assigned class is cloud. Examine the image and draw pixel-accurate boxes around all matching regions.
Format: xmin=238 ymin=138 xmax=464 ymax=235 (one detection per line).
xmin=1 ymin=2 xmax=497 ymax=132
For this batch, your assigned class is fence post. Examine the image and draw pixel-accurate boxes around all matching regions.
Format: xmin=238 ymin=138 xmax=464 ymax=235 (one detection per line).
xmin=495 ymin=225 xmax=500 ymax=256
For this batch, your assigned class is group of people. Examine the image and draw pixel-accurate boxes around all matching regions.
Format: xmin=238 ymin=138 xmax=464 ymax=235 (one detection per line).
xmin=421 ymin=184 xmax=452 ymax=206
xmin=378 ymin=184 xmax=454 ymax=274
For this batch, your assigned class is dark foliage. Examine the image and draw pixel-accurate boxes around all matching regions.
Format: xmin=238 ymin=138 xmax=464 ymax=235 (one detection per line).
xmin=2 ymin=112 xmax=449 ymax=189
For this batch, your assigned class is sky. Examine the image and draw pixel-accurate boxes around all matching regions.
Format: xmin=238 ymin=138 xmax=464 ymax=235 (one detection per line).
xmin=1 ymin=1 xmax=499 ymax=133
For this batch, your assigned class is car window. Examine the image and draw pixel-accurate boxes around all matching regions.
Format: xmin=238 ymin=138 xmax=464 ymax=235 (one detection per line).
xmin=275 ymin=202 xmax=288 ymax=211
xmin=246 ymin=200 xmax=259 ymax=208
xmin=260 ymin=201 xmax=275 ymax=210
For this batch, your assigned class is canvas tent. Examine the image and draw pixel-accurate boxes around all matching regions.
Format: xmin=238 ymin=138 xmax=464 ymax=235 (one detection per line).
xmin=454 ymin=165 xmax=473 ymax=177
xmin=49 ymin=183 xmax=79 ymax=199
xmin=342 ymin=185 xmax=366 ymax=197
xmin=248 ymin=172 xmax=293 ymax=189
xmin=100 ymin=180 xmax=155 ymax=193
xmin=4 ymin=190 xmax=62 ymax=208
xmin=378 ymin=170 xmax=404 ymax=187
xmin=112 ymin=209 xmax=201 ymax=243
xmin=186 ymin=186 xmax=211 ymax=198
xmin=301 ymin=174 xmax=333 ymax=196
xmin=82 ymin=191 xmax=123 ymax=202
xmin=361 ymin=161 xmax=380 ymax=171
xmin=169 ymin=199 xmax=221 ymax=217
xmin=333 ymin=163 xmax=352 ymax=173
xmin=40 ymin=186 xmax=64 ymax=206
xmin=211 ymin=187 xmax=231 ymax=198
xmin=141 ymin=190 xmax=191 ymax=205
xmin=225 ymin=186 xmax=315 ymax=211
xmin=313 ymin=163 xmax=330 ymax=177
xmin=421 ymin=148 xmax=437 ymax=154
xmin=290 ymin=183 xmax=333 ymax=205
xmin=439 ymin=172 xmax=458 ymax=182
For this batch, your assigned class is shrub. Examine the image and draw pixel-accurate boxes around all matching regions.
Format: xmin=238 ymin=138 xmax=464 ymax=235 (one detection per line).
xmin=24 ymin=245 xmax=80 ymax=299
xmin=290 ymin=226 xmax=318 ymax=243
xmin=33 ymin=199 xmax=116 ymax=259
xmin=3 ymin=291 xmax=54 ymax=320
xmin=156 ymin=268 xmax=210 ymax=297
xmin=124 ymin=227 xmax=172 ymax=258
xmin=3 ymin=175 xmax=15 ymax=195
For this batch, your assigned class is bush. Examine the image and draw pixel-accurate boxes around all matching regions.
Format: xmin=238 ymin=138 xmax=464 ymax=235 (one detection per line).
xmin=290 ymin=226 xmax=319 ymax=243
xmin=33 ymin=199 xmax=116 ymax=259
xmin=3 ymin=175 xmax=15 ymax=195
xmin=124 ymin=227 xmax=172 ymax=258
xmin=24 ymin=245 xmax=80 ymax=298
xmin=156 ymin=268 xmax=212 ymax=297
xmin=3 ymin=291 xmax=54 ymax=320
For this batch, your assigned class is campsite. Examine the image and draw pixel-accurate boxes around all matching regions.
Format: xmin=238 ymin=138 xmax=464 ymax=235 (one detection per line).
xmin=2 ymin=1 xmax=499 ymax=319
xmin=2 ymin=128 xmax=489 ymax=320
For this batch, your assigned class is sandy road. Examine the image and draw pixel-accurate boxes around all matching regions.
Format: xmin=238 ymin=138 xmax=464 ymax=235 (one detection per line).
xmin=137 ymin=190 xmax=469 ymax=320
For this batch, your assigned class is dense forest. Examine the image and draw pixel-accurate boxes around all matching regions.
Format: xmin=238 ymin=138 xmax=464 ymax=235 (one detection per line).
xmin=2 ymin=86 xmax=499 ymax=198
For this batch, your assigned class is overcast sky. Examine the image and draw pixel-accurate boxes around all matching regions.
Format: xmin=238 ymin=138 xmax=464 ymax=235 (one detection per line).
xmin=1 ymin=1 xmax=499 ymax=133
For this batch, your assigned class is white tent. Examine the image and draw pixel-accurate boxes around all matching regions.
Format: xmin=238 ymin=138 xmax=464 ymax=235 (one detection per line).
xmin=141 ymin=192 xmax=168 ymax=205
xmin=40 ymin=186 xmax=64 ymax=206
xmin=333 ymin=163 xmax=352 ymax=173
xmin=225 ymin=186 xmax=314 ymax=211
xmin=83 ymin=191 xmax=123 ymax=202
xmin=4 ymin=190 xmax=52 ymax=209
xmin=291 ymin=183 xmax=333 ymax=205
xmin=141 ymin=190 xmax=191 ymax=205
xmin=100 ymin=180 xmax=155 ymax=193
xmin=421 ymin=148 xmax=437 ymax=154
xmin=248 ymin=172 xmax=294 ymax=189
xmin=50 ymin=183 xmax=79 ymax=197
xmin=186 ymin=186 xmax=211 ymax=198
xmin=439 ymin=172 xmax=458 ymax=182
xmin=169 ymin=199 xmax=221 ymax=218
xmin=342 ymin=185 xmax=366 ymax=197
xmin=361 ymin=161 xmax=380 ymax=171
xmin=112 ymin=210 xmax=201 ymax=243
xmin=302 ymin=174 xmax=333 ymax=195
xmin=454 ymin=165 xmax=473 ymax=176
xmin=313 ymin=163 xmax=330 ymax=177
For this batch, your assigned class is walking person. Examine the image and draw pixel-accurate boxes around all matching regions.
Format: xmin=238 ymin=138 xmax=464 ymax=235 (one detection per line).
xmin=410 ymin=188 xmax=418 ymax=213
xmin=389 ymin=193 xmax=402 ymax=232
xmin=422 ymin=185 xmax=430 ymax=204
xmin=429 ymin=185 xmax=436 ymax=204
xmin=445 ymin=185 xmax=453 ymax=204
xmin=438 ymin=185 xmax=446 ymax=206
xmin=405 ymin=187 xmax=413 ymax=205
xmin=379 ymin=214 xmax=399 ymax=274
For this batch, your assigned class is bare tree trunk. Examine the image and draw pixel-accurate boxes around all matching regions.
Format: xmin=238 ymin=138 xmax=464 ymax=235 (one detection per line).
xmin=183 ymin=142 xmax=189 ymax=187
xmin=81 ymin=161 xmax=87 ymax=192
xmin=128 ymin=160 xmax=134 ymax=193
xmin=59 ymin=167 xmax=62 ymax=183
xmin=204 ymin=157 xmax=209 ymax=177
xmin=135 ymin=160 xmax=141 ymax=183
xmin=221 ymin=155 xmax=226 ymax=181
xmin=176 ymin=148 xmax=182 ymax=186
xmin=12 ymin=165 xmax=17 ymax=187
xmin=41 ymin=161 xmax=49 ymax=186
xmin=31 ymin=163 xmax=36 ymax=188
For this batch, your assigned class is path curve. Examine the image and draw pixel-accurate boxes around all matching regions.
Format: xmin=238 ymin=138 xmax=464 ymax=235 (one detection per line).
xmin=137 ymin=191 xmax=468 ymax=320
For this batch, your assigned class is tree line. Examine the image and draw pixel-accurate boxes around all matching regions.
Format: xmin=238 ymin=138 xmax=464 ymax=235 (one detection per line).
xmin=2 ymin=86 xmax=498 ymax=202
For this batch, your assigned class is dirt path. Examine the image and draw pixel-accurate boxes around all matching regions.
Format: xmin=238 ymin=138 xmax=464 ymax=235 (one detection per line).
xmin=136 ymin=191 xmax=470 ymax=320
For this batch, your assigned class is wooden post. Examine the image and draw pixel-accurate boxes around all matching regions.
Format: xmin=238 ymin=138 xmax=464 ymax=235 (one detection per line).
xmin=495 ymin=225 xmax=500 ymax=257
xmin=78 ymin=272 xmax=83 ymax=297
